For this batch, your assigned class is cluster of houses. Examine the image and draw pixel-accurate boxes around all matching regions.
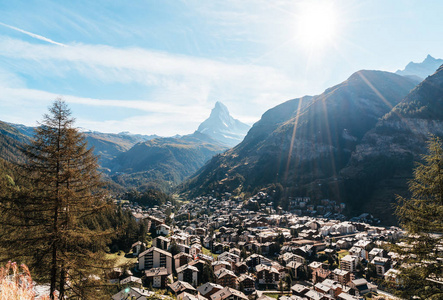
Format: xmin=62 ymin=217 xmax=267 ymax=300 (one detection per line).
xmin=111 ymin=192 xmax=405 ymax=300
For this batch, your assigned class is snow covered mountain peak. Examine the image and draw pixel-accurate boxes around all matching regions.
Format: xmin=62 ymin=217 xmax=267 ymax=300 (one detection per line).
xmin=197 ymin=102 xmax=250 ymax=147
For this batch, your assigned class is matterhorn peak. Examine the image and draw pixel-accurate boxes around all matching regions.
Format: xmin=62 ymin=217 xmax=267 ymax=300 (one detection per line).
xmin=196 ymin=102 xmax=250 ymax=147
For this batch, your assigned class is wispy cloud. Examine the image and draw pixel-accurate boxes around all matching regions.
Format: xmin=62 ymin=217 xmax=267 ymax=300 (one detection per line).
xmin=0 ymin=22 xmax=66 ymax=47
xmin=0 ymin=37 xmax=300 ymax=121
xmin=0 ymin=86 xmax=210 ymax=136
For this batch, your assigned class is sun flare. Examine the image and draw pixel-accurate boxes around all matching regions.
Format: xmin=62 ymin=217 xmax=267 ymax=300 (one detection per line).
xmin=296 ymin=2 xmax=339 ymax=49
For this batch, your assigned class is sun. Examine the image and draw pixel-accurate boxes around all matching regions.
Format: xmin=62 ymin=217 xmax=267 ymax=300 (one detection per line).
xmin=295 ymin=1 xmax=339 ymax=50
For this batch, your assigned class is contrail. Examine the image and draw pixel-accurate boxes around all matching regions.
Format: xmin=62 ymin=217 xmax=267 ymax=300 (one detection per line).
xmin=0 ymin=22 xmax=66 ymax=47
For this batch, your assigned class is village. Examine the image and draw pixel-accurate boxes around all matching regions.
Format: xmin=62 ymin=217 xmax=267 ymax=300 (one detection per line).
xmin=111 ymin=192 xmax=404 ymax=300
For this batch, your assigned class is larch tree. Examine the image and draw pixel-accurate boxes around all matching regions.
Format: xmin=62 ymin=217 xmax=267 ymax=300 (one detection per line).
xmin=391 ymin=135 xmax=443 ymax=299
xmin=0 ymin=99 xmax=115 ymax=299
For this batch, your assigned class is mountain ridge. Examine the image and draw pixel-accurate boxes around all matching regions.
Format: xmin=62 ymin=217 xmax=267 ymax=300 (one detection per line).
xmin=396 ymin=54 xmax=443 ymax=80
xmin=339 ymin=63 xmax=443 ymax=221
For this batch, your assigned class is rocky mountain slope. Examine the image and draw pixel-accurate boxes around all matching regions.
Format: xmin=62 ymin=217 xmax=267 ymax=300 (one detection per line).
xmin=396 ymin=54 xmax=443 ymax=80
xmin=196 ymin=101 xmax=250 ymax=147
xmin=183 ymin=70 xmax=421 ymax=222
xmin=341 ymin=64 xmax=443 ymax=221
xmin=0 ymin=121 xmax=29 ymax=163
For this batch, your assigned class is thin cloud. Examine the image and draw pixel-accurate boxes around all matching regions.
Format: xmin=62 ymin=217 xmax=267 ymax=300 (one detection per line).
xmin=0 ymin=86 xmax=210 ymax=136
xmin=0 ymin=37 xmax=299 ymax=115
xmin=0 ymin=22 xmax=66 ymax=47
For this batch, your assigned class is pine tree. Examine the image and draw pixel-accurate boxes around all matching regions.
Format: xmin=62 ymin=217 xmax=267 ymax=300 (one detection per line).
xmin=0 ymin=100 xmax=114 ymax=299
xmin=391 ymin=135 xmax=443 ymax=299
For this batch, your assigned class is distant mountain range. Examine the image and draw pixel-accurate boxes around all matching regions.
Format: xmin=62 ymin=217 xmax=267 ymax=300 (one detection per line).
xmin=396 ymin=54 xmax=443 ymax=80
xmin=1 ymin=101 xmax=248 ymax=192
xmin=0 ymin=121 xmax=28 ymax=163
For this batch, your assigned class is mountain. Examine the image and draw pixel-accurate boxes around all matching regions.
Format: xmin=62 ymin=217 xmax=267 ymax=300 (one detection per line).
xmin=82 ymin=131 xmax=158 ymax=166
xmin=183 ymin=70 xmax=420 ymax=221
xmin=0 ymin=121 xmax=29 ymax=163
xmin=8 ymin=123 xmax=158 ymax=166
xmin=396 ymin=54 xmax=443 ymax=80
xmin=340 ymin=64 xmax=443 ymax=222
xmin=107 ymin=132 xmax=228 ymax=191
xmin=196 ymin=101 xmax=250 ymax=147
xmin=2 ymin=104 xmax=233 ymax=192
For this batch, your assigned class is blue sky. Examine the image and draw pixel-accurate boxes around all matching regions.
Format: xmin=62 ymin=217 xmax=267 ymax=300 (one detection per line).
xmin=0 ymin=0 xmax=442 ymax=136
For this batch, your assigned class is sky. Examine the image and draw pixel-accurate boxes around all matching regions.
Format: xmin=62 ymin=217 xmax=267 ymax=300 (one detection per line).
xmin=0 ymin=0 xmax=442 ymax=136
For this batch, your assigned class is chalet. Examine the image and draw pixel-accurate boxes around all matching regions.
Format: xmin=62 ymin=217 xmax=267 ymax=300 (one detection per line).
xmin=190 ymin=244 xmax=202 ymax=257
xmin=197 ymin=253 xmax=214 ymax=264
xmin=309 ymin=262 xmax=331 ymax=283
xmin=171 ymin=234 xmax=189 ymax=246
xmin=131 ymin=241 xmax=145 ymax=257
xmin=235 ymin=262 xmax=248 ymax=274
xmin=212 ymin=261 xmax=231 ymax=273
xmin=112 ymin=287 xmax=154 ymax=300
xmin=293 ymin=245 xmax=313 ymax=258
xmin=144 ymin=267 xmax=169 ymax=289
xmin=146 ymin=215 xmax=164 ymax=227
xmin=279 ymin=252 xmax=296 ymax=265
xmin=139 ymin=247 xmax=173 ymax=274
xmin=120 ymin=276 xmax=142 ymax=288
xmin=195 ymin=227 xmax=206 ymax=237
xmin=107 ymin=267 xmax=123 ymax=283
xmin=237 ymin=274 xmax=255 ymax=293
xmin=215 ymin=268 xmax=238 ymax=289
xmin=286 ymin=261 xmax=303 ymax=278
xmin=305 ymin=289 xmax=333 ymax=300
xmin=185 ymin=226 xmax=196 ymax=235
xmin=337 ymin=293 xmax=363 ymax=300
xmin=255 ymin=264 xmax=279 ymax=286
xmin=157 ymin=223 xmax=171 ymax=236
xmin=153 ymin=236 xmax=171 ymax=250
xmin=132 ymin=213 xmax=146 ymax=223
xmin=210 ymin=287 xmax=248 ymax=300
xmin=245 ymin=254 xmax=272 ymax=268
xmin=175 ymin=252 xmax=193 ymax=270
xmin=229 ymin=248 xmax=241 ymax=256
xmin=291 ymin=283 xmax=309 ymax=297
xmin=169 ymin=281 xmax=196 ymax=295
xmin=177 ymin=264 xmax=199 ymax=286
xmin=368 ymin=248 xmax=386 ymax=261
xmin=203 ymin=236 xmax=213 ymax=248
xmin=256 ymin=294 xmax=275 ymax=300
xmin=319 ymin=279 xmax=344 ymax=298
xmin=197 ymin=282 xmax=224 ymax=299
xmin=189 ymin=259 xmax=207 ymax=284
xmin=349 ymin=278 xmax=376 ymax=296
xmin=179 ymin=244 xmax=191 ymax=254
xmin=314 ymin=282 xmax=332 ymax=297
xmin=213 ymin=243 xmax=224 ymax=254
xmin=177 ymin=292 xmax=207 ymax=300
